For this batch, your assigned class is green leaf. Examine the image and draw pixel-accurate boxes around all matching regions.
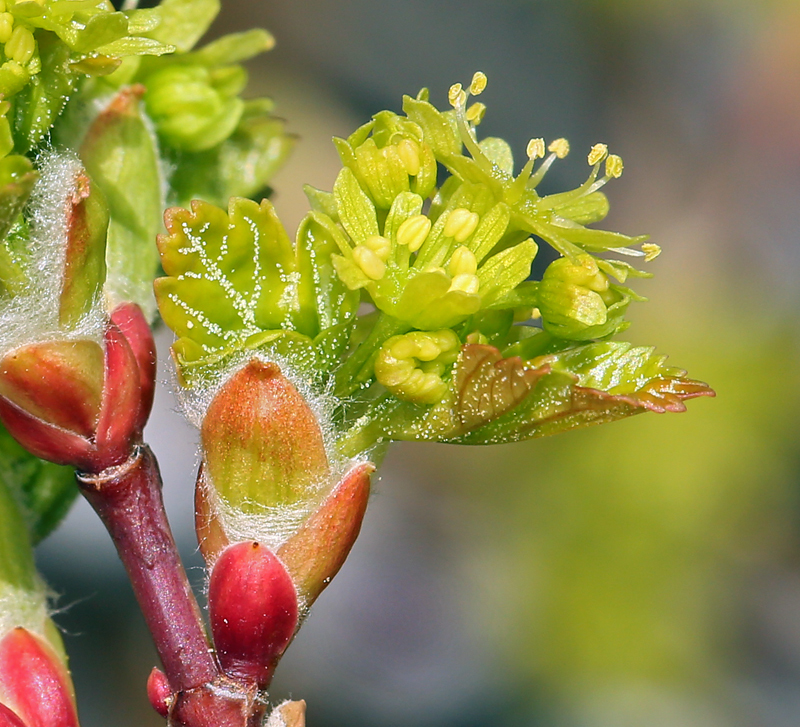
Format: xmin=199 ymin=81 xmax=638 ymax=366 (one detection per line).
xmin=155 ymin=197 xmax=326 ymax=376
xmin=79 ymin=86 xmax=163 ymax=320
xmin=0 ymin=424 xmax=77 ymax=546
xmin=145 ymin=0 xmax=220 ymax=53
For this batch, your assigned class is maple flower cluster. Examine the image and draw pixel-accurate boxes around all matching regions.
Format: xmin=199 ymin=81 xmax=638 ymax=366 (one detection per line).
xmin=155 ymin=72 xmax=711 ymax=461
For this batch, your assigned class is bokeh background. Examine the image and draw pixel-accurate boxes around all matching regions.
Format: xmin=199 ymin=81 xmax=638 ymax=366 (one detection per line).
xmin=36 ymin=1 xmax=800 ymax=725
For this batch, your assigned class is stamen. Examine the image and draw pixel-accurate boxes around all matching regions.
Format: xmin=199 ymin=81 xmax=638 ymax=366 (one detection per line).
xmin=352 ymin=246 xmax=386 ymax=280
xmin=466 ymin=102 xmax=486 ymax=124
xmin=605 ymin=154 xmax=623 ymax=179
xmin=548 ymin=138 xmax=570 ymax=159
xmin=447 ymin=246 xmax=478 ymax=277
xmin=448 ymin=83 xmax=467 ymax=109
xmin=642 ymin=243 xmax=661 ymax=262
xmin=396 ymin=215 xmax=432 ymax=253
xmin=469 ymin=71 xmax=488 ymax=96
xmin=588 ymin=143 xmax=609 ymax=166
xmin=363 ymin=235 xmax=391 ymax=261
xmin=396 ymin=139 xmax=421 ymax=176
xmin=443 ymin=208 xmax=480 ymax=243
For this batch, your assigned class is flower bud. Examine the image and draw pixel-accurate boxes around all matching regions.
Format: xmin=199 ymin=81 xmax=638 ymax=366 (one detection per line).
xmin=144 ymin=64 xmax=245 ymax=152
xmin=538 ymin=254 xmax=629 ymax=341
xmin=0 ymin=628 xmax=79 ymax=727
xmin=198 ymin=360 xmax=330 ymax=555
xmin=208 ymin=541 xmax=298 ymax=688
xmin=336 ymin=112 xmax=436 ymax=209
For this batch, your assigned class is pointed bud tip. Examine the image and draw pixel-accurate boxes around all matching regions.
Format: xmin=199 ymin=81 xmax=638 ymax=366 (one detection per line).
xmin=146 ymin=667 xmax=171 ymax=718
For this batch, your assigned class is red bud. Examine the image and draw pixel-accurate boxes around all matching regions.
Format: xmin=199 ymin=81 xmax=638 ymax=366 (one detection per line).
xmin=0 ymin=395 xmax=93 ymax=466
xmin=0 ymin=704 xmax=26 ymax=727
xmin=208 ymin=542 xmax=298 ymax=688
xmin=0 ymin=628 xmax=79 ymax=727
xmin=0 ymin=341 xmax=104 ymax=438
xmin=278 ymin=463 xmax=373 ymax=609
xmin=110 ymin=303 xmax=156 ymax=432
xmin=93 ymin=322 xmax=143 ymax=468
xmin=146 ymin=667 xmax=171 ymax=718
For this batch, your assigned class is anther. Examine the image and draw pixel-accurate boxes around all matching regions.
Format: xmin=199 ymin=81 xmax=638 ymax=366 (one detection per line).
xmin=6 ymin=25 xmax=35 ymax=65
xmin=396 ymin=138 xmax=421 ymax=176
xmin=642 ymin=243 xmax=661 ymax=262
xmin=588 ymin=143 xmax=609 ymax=166
xmin=548 ymin=138 xmax=570 ymax=159
xmin=352 ymin=246 xmax=386 ymax=280
xmin=526 ymin=138 xmax=546 ymax=160
xmin=363 ymin=235 xmax=391 ymax=261
xmin=469 ymin=71 xmax=488 ymax=96
xmin=448 ymin=83 xmax=467 ymax=108
xmin=396 ymin=215 xmax=431 ymax=253
xmin=447 ymin=246 xmax=478 ymax=277
xmin=466 ymin=102 xmax=486 ymax=124
xmin=443 ymin=208 xmax=480 ymax=243
xmin=605 ymin=154 xmax=623 ymax=179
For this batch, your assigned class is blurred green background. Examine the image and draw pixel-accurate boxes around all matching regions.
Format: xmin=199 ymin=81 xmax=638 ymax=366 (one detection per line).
xmin=37 ymin=1 xmax=800 ymax=725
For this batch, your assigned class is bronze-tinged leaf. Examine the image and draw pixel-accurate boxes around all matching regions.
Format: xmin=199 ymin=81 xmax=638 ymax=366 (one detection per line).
xmin=454 ymin=370 xmax=714 ymax=444
xmin=451 ymin=343 xmax=550 ymax=432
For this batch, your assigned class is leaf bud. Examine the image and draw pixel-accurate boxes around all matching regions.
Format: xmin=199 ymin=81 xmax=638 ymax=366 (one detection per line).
xmin=146 ymin=667 xmax=171 ymax=718
xmin=208 ymin=541 xmax=298 ymax=688
xmin=197 ymin=360 xmax=331 ymax=556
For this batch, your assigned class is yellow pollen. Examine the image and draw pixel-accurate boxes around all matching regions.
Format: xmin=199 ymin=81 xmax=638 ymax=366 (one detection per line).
xmin=642 ymin=243 xmax=661 ymax=262
xmin=588 ymin=143 xmax=609 ymax=166
xmin=352 ymin=245 xmax=386 ymax=280
xmin=449 ymin=273 xmax=480 ymax=295
xmin=447 ymin=246 xmax=478 ymax=277
xmin=530 ymin=307 xmax=541 ymax=320
xmin=0 ymin=13 xmax=14 ymax=45
xmin=363 ymin=235 xmax=391 ymax=261
xmin=396 ymin=138 xmax=421 ymax=176
xmin=548 ymin=138 xmax=570 ymax=159
xmin=466 ymin=102 xmax=486 ymax=124
xmin=396 ymin=214 xmax=431 ymax=253
xmin=469 ymin=71 xmax=488 ymax=96
xmin=443 ymin=208 xmax=480 ymax=243
xmin=526 ymin=138 xmax=545 ymax=160
xmin=605 ymin=154 xmax=623 ymax=179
